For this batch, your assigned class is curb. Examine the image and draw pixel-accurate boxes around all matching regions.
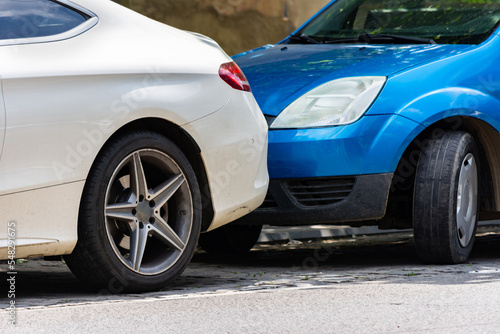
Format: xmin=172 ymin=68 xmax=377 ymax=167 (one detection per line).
xmin=258 ymin=220 xmax=500 ymax=243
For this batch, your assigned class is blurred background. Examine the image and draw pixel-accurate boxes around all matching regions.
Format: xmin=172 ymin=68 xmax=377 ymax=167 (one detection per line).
xmin=113 ymin=0 xmax=331 ymax=55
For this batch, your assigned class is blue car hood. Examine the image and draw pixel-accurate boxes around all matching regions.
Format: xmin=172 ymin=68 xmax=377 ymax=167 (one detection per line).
xmin=234 ymin=44 xmax=471 ymax=116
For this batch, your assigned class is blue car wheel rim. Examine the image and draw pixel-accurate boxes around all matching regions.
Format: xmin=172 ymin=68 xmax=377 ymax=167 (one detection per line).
xmin=456 ymin=153 xmax=478 ymax=248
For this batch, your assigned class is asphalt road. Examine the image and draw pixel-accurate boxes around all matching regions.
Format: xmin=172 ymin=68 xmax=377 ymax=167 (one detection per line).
xmin=2 ymin=226 xmax=500 ymax=333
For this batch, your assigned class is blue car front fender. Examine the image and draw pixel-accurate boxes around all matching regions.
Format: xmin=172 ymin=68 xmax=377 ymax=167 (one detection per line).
xmin=267 ymin=114 xmax=424 ymax=179
xmin=391 ymin=87 xmax=500 ymax=131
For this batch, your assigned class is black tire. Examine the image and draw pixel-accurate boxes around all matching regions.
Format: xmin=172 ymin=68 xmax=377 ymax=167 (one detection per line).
xmin=198 ymin=224 xmax=263 ymax=254
xmin=64 ymin=131 xmax=201 ymax=293
xmin=413 ymin=131 xmax=479 ymax=264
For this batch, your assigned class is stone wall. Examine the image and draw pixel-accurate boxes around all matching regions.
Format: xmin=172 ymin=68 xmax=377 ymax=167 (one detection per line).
xmin=118 ymin=0 xmax=330 ymax=55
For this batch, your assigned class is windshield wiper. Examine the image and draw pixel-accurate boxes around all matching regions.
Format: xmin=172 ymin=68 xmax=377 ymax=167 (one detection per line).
xmin=290 ymin=33 xmax=435 ymax=45
xmin=357 ymin=33 xmax=436 ymax=45
xmin=322 ymin=37 xmax=359 ymax=44
xmin=289 ymin=34 xmax=321 ymax=44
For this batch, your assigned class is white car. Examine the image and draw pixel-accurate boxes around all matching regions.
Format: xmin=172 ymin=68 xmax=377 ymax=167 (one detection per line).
xmin=0 ymin=0 xmax=268 ymax=292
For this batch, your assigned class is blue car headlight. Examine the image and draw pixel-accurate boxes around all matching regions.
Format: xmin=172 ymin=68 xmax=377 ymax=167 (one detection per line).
xmin=270 ymin=76 xmax=386 ymax=129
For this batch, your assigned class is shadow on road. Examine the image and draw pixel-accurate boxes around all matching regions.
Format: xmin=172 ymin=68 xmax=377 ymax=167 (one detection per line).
xmin=2 ymin=226 xmax=500 ymax=308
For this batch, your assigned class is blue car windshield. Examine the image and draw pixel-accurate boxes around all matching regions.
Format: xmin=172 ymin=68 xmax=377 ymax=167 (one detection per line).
xmin=291 ymin=0 xmax=500 ymax=45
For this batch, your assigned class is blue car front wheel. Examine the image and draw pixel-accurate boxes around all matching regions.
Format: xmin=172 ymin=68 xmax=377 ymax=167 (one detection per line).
xmin=413 ymin=131 xmax=479 ymax=264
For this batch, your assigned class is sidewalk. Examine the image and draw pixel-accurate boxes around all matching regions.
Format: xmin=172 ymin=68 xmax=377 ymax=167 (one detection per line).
xmin=258 ymin=220 xmax=500 ymax=243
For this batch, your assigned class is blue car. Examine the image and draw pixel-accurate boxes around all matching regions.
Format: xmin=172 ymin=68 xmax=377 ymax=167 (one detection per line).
xmin=205 ymin=0 xmax=500 ymax=263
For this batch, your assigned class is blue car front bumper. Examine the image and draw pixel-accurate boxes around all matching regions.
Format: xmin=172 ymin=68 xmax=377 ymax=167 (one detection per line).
xmin=239 ymin=173 xmax=393 ymax=225
xmin=238 ymin=114 xmax=423 ymax=225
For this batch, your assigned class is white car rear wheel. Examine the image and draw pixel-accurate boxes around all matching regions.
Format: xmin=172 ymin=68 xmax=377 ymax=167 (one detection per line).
xmin=65 ymin=131 xmax=201 ymax=293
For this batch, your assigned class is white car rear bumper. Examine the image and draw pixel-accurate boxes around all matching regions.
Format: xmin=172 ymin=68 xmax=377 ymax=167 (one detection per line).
xmin=183 ymin=90 xmax=269 ymax=231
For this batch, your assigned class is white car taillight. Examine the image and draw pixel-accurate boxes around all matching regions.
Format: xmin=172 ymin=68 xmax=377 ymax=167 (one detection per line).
xmin=219 ymin=62 xmax=251 ymax=92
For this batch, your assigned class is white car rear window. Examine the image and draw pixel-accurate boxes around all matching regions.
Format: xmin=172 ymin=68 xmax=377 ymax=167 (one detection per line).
xmin=0 ymin=0 xmax=89 ymax=40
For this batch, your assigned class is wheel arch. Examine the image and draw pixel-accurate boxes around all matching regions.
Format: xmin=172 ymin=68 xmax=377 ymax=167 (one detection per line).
xmin=382 ymin=116 xmax=500 ymax=229
xmin=86 ymin=117 xmax=215 ymax=232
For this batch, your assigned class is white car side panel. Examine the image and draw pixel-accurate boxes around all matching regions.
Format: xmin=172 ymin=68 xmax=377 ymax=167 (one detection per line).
xmin=0 ymin=181 xmax=84 ymax=259
xmin=183 ymin=88 xmax=269 ymax=231
xmin=0 ymin=6 xmax=234 ymax=195
xmin=0 ymin=72 xmax=230 ymax=195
